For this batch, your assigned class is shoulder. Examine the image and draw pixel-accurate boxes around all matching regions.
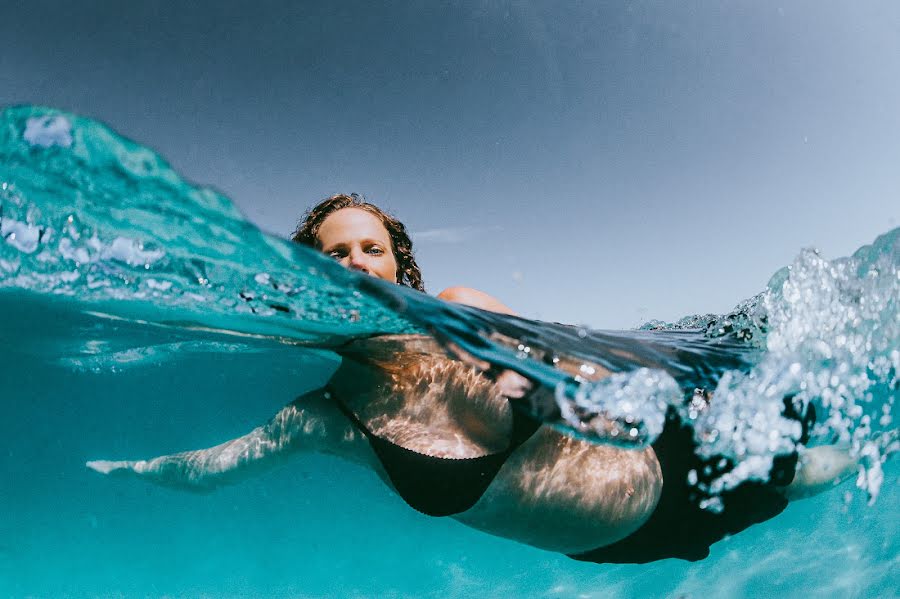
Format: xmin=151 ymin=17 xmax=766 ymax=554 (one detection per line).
xmin=437 ymin=286 xmax=516 ymax=315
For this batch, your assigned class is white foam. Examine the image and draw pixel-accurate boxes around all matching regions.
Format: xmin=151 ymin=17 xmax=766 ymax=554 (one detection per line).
xmin=1 ymin=218 xmax=42 ymax=253
xmin=23 ymin=115 xmax=73 ymax=148
xmin=555 ymin=367 xmax=678 ymax=446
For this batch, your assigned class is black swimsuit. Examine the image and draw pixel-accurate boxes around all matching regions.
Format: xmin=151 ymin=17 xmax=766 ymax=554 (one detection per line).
xmin=335 ymin=396 xmax=542 ymax=517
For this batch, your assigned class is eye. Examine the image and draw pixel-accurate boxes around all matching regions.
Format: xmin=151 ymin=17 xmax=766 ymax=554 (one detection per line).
xmin=367 ymin=246 xmax=385 ymax=256
xmin=328 ymin=249 xmax=347 ymax=259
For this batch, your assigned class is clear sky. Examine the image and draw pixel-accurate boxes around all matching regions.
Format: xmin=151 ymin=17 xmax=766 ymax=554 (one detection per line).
xmin=2 ymin=1 xmax=898 ymax=327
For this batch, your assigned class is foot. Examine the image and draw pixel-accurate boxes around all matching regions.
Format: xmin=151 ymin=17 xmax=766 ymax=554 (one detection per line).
xmin=86 ymin=459 xmax=136 ymax=475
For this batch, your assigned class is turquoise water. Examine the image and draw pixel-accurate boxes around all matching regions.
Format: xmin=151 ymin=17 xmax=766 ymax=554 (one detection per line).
xmin=1 ymin=106 xmax=897 ymax=597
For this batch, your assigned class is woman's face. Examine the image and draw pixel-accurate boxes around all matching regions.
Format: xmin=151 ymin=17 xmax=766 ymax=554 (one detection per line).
xmin=317 ymin=208 xmax=399 ymax=284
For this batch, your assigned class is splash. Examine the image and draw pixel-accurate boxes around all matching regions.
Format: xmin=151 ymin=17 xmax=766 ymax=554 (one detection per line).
xmin=642 ymin=230 xmax=898 ymax=505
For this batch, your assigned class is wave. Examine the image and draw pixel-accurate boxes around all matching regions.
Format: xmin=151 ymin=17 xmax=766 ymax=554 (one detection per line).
xmin=1 ymin=105 xmax=896 ymax=507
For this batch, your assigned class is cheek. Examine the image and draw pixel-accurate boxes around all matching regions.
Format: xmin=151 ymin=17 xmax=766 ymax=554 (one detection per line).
xmin=387 ymin=256 xmax=400 ymax=280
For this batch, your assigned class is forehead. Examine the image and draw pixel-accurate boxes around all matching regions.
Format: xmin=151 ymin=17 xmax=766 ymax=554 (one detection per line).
xmin=317 ymin=208 xmax=391 ymax=245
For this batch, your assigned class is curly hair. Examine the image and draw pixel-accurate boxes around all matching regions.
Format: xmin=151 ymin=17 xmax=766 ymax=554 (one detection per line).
xmin=291 ymin=193 xmax=425 ymax=292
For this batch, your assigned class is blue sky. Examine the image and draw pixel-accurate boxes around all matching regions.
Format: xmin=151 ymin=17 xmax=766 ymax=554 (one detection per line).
xmin=2 ymin=1 xmax=897 ymax=327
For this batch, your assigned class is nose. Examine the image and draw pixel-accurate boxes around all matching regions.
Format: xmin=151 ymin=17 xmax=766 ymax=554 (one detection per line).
xmin=347 ymin=248 xmax=370 ymax=274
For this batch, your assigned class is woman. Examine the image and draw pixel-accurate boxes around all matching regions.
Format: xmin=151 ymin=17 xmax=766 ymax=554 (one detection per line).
xmin=291 ymin=193 xmax=516 ymax=315
xmin=87 ymin=194 xmax=853 ymax=560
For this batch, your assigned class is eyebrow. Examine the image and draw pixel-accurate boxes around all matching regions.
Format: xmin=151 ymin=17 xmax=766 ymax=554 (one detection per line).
xmin=321 ymin=239 xmax=387 ymax=250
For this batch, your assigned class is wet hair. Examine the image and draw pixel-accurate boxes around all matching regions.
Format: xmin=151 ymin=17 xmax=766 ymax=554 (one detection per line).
xmin=291 ymin=193 xmax=425 ymax=292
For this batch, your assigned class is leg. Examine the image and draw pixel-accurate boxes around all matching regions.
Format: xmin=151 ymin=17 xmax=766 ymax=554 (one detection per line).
xmin=455 ymin=426 xmax=663 ymax=554
xmin=778 ymin=445 xmax=858 ymax=500
xmin=774 ymin=397 xmax=857 ymax=500
xmin=86 ymin=389 xmax=379 ymax=492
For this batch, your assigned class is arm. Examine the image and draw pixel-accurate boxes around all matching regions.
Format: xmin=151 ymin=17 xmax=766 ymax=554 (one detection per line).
xmin=86 ymin=390 xmax=376 ymax=492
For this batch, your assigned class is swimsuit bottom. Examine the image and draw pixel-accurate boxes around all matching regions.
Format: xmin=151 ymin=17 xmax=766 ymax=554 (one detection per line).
xmin=335 ymin=395 xmax=542 ymax=517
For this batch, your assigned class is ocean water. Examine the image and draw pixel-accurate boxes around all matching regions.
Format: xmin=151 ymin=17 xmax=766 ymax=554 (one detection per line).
xmin=0 ymin=106 xmax=897 ymax=598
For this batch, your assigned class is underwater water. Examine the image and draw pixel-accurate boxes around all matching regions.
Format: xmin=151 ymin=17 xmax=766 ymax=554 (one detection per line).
xmin=0 ymin=106 xmax=897 ymax=598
